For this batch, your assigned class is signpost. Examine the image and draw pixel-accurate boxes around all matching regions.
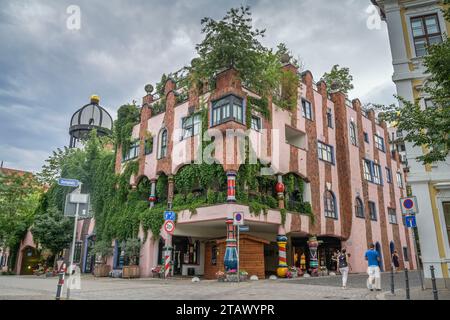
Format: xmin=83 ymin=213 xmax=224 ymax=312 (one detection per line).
xmin=164 ymin=220 xmax=175 ymax=235
xmin=400 ymin=196 xmax=419 ymax=216
xmin=233 ymin=212 xmax=244 ymax=283
xmin=163 ymin=210 xmax=176 ymax=279
xmin=58 ymin=178 xmax=80 ymax=188
xmin=164 ymin=211 xmax=176 ymax=222
xmin=405 ymin=215 xmax=417 ymax=228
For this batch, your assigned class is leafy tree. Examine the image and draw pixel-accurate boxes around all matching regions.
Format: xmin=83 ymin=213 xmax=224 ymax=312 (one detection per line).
xmin=31 ymin=206 xmax=73 ymax=259
xmin=321 ymin=64 xmax=354 ymax=94
xmin=377 ymin=6 xmax=450 ymax=164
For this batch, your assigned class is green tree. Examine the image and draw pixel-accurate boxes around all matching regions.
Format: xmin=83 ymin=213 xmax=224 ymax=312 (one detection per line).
xmin=377 ymin=6 xmax=450 ymax=164
xmin=321 ymin=64 xmax=354 ymax=94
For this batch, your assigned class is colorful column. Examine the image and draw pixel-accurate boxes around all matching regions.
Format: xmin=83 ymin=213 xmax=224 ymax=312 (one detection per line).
xmin=224 ymin=218 xmax=238 ymax=272
xmin=148 ymin=179 xmax=157 ymax=208
xmin=226 ymin=171 xmax=237 ymax=203
xmin=275 ymin=175 xmax=285 ymax=209
xmin=277 ymin=234 xmax=288 ymax=278
xmin=308 ymin=236 xmax=320 ymax=277
xmin=167 ymin=175 xmax=174 ymax=207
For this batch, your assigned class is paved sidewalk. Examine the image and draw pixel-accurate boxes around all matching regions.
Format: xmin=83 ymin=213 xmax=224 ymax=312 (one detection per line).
xmin=379 ymin=288 xmax=450 ymax=300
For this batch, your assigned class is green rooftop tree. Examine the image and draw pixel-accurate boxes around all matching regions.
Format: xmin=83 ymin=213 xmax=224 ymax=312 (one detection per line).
xmin=321 ymin=64 xmax=354 ymax=94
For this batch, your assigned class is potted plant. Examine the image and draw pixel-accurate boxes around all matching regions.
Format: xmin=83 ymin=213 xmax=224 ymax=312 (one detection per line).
xmin=122 ymin=238 xmax=141 ymax=279
xmin=239 ymin=270 xmax=248 ymax=282
xmin=226 ymin=269 xmax=238 ymax=282
xmin=215 ymin=270 xmax=225 ymax=282
xmin=93 ymin=240 xmax=113 ymax=277
xmin=288 ymin=266 xmax=298 ymax=278
xmin=151 ymin=265 xmax=164 ymax=278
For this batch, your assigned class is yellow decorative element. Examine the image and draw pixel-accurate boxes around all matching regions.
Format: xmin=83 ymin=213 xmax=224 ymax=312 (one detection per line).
xmin=277 ymin=267 xmax=288 ymax=278
xmin=90 ymin=95 xmax=100 ymax=104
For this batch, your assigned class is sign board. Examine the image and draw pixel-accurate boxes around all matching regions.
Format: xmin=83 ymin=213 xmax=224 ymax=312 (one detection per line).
xmin=405 ymin=215 xmax=417 ymax=228
xmin=239 ymin=225 xmax=249 ymax=232
xmin=70 ymin=193 xmax=89 ymax=204
xmin=164 ymin=220 xmax=175 ymax=235
xmin=58 ymin=178 xmax=80 ymax=188
xmin=164 ymin=211 xmax=176 ymax=221
xmin=400 ymin=197 xmax=419 ymax=215
xmin=64 ymin=194 xmax=91 ymax=218
xmin=233 ymin=212 xmax=244 ymax=226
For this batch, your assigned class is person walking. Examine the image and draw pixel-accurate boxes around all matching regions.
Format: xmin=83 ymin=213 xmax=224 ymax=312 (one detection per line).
xmin=337 ymin=249 xmax=350 ymax=289
xmin=365 ymin=243 xmax=381 ymax=291
xmin=391 ymin=250 xmax=400 ymax=273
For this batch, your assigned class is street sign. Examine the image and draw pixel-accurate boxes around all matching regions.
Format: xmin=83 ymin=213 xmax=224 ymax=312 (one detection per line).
xmin=70 ymin=193 xmax=89 ymax=204
xmin=239 ymin=225 xmax=249 ymax=232
xmin=233 ymin=212 xmax=244 ymax=226
xmin=58 ymin=178 xmax=80 ymax=188
xmin=164 ymin=220 xmax=175 ymax=235
xmin=400 ymin=197 xmax=419 ymax=215
xmin=64 ymin=194 xmax=91 ymax=218
xmin=164 ymin=211 xmax=176 ymax=221
xmin=405 ymin=215 xmax=417 ymax=228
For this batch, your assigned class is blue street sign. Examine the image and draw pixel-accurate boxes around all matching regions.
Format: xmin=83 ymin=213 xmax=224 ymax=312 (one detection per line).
xmin=405 ymin=215 xmax=417 ymax=228
xmin=239 ymin=225 xmax=249 ymax=232
xmin=58 ymin=178 xmax=80 ymax=188
xmin=164 ymin=211 xmax=176 ymax=221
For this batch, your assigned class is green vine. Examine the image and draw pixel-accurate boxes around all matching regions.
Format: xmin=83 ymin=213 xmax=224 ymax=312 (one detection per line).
xmin=115 ymin=104 xmax=140 ymax=158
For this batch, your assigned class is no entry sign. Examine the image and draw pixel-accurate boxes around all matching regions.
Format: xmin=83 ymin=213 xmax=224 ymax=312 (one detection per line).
xmin=164 ymin=220 xmax=175 ymax=235
xmin=400 ymin=197 xmax=419 ymax=215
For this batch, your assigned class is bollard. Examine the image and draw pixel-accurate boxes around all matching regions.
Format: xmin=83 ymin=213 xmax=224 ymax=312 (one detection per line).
xmin=390 ymin=267 xmax=395 ymax=295
xmin=405 ymin=268 xmax=410 ymax=300
xmin=55 ymin=263 xmax=66 ymax=300
xmin=430 ymin=266 xmax=439 ymax=300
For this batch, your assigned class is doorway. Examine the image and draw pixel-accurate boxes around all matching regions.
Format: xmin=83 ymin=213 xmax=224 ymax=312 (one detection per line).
xmin=20 ymin=247 xmax=40 ymax=275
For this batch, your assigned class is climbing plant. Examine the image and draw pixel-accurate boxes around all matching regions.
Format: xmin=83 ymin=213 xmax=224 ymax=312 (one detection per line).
xmin=115 ymin=104 xmax=140 ymax=158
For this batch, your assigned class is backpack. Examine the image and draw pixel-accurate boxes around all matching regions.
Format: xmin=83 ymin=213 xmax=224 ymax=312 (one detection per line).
xmin=338 ymin=254 xmax=348 ymax=268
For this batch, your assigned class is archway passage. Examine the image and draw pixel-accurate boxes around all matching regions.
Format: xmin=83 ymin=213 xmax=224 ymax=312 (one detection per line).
xmin=376 ymin=242 xmax=383 ymax=271
xmin=20 ymin=247 xmax=40 ymax=275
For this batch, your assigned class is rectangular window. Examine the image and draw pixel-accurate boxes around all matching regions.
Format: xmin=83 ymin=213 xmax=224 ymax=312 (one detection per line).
xmin=386 ymin=167 xmax=392 ymax=183
xmin=318 ymin=142 xmax=334 ymax=164
xmin=182 ymin=114 xmax=201 ymax=139
xmin=388 ymin=208 xmax=398 ymax=224
xmin=443 ymin=202 xmax=450 ymax=247
xmin=364 ymin=132 xmax=369 ymax=143
xmin=397 ymin=172 xmax=404 ymax=188
xmin=123 ymin=140 xmax=140 ymax=162
xmin=144 ymin=137 xmax=153 ymax=155
xmin=363 ymin=159 xmax=383 ymax=185
xmin=349 ymin=122 xmax=358 ymax=146
xmin=251 ymin=116 xmax=262 ymax=131
xmin=327 ymin=109 xmax=333 ymax=128
xmin=364 ymin=160 xmax=372 ymax=182
xmin=301 ymin=99 xmax=313 ymax=120
xmin=374 ymin=134 xmax=385 ymax=152
xmin=369 ymin=201 xmax=377 ymax=221
xmin=411 ymin=14 xmax=443 ymax=57
xmin=211 ymin=95 xmax=244 ymax=126
xmin=403 ymin=247 xmax=409 ymax=262
xmin=373 ymin=163 xmax=382 ymax=185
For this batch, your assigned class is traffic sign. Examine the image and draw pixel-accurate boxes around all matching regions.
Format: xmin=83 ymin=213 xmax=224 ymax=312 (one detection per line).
xmin=239 ymin=225 xmax=249 ymax=232
xmin=405 ymin=215 xmax=417 ymax=228
xmin=400 ymin=197 xmax=419 ymax=215
xmin=164 ymin=220 xmax=175 ymax=235
xmin=58 ymin=178 xmax=80 ymax=188
xmin=233 ymin=212 xmax=244 ymax=226
xmin=164 ymin=211 xmax=176 ymax=221
xmin=64 ymin=194 xmax=91 ymax=218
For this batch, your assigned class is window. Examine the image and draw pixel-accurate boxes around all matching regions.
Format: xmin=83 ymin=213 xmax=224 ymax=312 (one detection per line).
xmin=386 ymin=167 xmax=392 ymax=184
xmin=301 ymin=99 xmax=313 ymax=120
xmin=403 ymin=247 xmax=409 ymax=262
xmin=388 ymin=208 xmax=398 ymax=224
xmin=324 ymin=190 xmax=337 ymax=219
xmin=318 ymin=142 xmax=334 ymax=164
xmin=374 ymin=134 xmax=385 ymax=152
xmin=355 ymin=197 xmax=365 ymax=218
xmin=144 ymin=137 xmax=153 ymax=155
xmin=251 ymin=116 xmax=262 ymax=131
xmin=123 ymin=139 xmax=140 ymax=162
xmin=364 ymin=132 xmax=369 ymax=143
xmin=327 ymin=109 xmax=333 ymax=128
xmin=363 ymin=159 xmax=383 ymax=185
xmin=211 ymin=95 xmax=244 ymax=126
xmin=369 ymin=201 xmax=377 ymax=221
xmin=443 ymin=202 xmax=450 ymax=247
xmin=349 ymin=122 xmax=357 ymax=146
xmin=158 ymin=129 xmax=168 ymax=159
xmin=411 ymin=14 xmax=443 ymax=57
xmin=182 ymin=114 xmax=201 ymax=139
xmin=396 ymin=172 xmax=404 ymax=189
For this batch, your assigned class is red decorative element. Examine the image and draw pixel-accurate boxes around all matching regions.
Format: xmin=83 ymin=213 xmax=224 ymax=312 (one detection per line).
xmin=148 ymin=196 xmax=157 ymax=202
xmin=275 ymin=182 xmax=285 ymax=194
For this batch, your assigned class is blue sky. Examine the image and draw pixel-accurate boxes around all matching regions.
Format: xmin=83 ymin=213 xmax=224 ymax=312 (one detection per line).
xmin=0 ymin=0 xmax=396 ymax=172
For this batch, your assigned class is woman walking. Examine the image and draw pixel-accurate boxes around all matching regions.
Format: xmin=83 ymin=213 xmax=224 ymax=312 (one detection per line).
xmin=337 ymin=249 xmax=350 ymax=289
xmin=392 ymin=250 xmax=400 ymax=273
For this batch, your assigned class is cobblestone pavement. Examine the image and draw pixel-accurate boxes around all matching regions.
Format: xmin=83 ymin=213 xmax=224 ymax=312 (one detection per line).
xmin=0 ymin=275 xmax=382 ymax=300
xmin=381 ymin=288 xmax=450 ymax=300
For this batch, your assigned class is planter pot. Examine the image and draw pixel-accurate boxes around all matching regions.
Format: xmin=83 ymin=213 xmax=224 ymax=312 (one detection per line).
xmin=239 ymin=275 xmax=248 ymax=282
xmin=226 ymin=274 xmax=238 ymax=282
xmin=122 ymin=265 xmax=140 ymax=279
xmin=94 ymin=264 xmax=111 ymax=277
xmin=217 ymin=277 xmax=225 ymax=282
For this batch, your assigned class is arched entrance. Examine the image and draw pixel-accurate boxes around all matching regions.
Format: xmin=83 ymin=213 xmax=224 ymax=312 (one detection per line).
xmin=20 ymin=246 xmax=40 ymax=275
xmin=375 ymin=242 xmax=383 ymax=271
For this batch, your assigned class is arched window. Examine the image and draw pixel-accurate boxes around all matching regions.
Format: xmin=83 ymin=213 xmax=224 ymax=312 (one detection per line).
xmin=349 ymin=122 xmax=357 ymax=146
xmin=355 ymin=197 xmax=365 ymax=218
xmin=158 ymin=128 xmax=168 ymax=159
xmin=324 ymin=190 xmax=337 ymax=219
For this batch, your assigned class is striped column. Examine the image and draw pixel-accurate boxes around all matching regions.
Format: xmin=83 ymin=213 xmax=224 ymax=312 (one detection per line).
xmin=148 ymin=180 xmax=156 ymax=208
xmin=226 ymin=171 xmax=237 ymax=203
xmin=277 ymin=235 xmax=288 ymax=278
xmin=224 ymin=218 xmax=238 ymax=272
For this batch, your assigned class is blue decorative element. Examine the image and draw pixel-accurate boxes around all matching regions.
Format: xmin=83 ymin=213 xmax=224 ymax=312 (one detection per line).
xmin=224 ymin=245 xmax=238 ymax=272
xmin=277 ymin=235 xmax=288 ymax=242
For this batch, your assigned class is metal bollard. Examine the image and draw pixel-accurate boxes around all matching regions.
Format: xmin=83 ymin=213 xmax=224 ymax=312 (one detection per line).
xmin=55 ymin=263 xmax=66 ymax=300
xmin=405 ymin=268 xmax=410 ymax=300
xmin=390 ymin=267 xmax=395 ymax=295
xmin=430 ymin=266 xmax=439 ymax=300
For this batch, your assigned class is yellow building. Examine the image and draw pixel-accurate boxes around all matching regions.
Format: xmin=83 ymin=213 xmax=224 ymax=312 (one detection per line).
xmin=373 ymin=0 xmax=449 ymax=288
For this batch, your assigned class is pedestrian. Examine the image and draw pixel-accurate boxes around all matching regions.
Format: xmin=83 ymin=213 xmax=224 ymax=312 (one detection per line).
xmin=337 ymin=249 xmax=350 ymax=289
xmin=365 ymin=243 xmax=381 ymax=291
xmin=391 ymin=250 xmax=400 ymax=273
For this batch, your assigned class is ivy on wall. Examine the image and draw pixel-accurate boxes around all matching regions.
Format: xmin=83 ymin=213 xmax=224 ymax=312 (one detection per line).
xmin=115 ymin=104 xmax=140 ymax=158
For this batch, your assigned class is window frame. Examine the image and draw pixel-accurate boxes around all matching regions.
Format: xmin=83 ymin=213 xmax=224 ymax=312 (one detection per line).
xmin=368 ymin=201 xmax=377 ymax=221
xmin=123 ymin=139 xmax=140 ymax=162
xmin=388 ymin=208 xmax=398 ymax=225
xmin=355 ymin=197 xmax=365 ymax=218
xmin=317 ymin=141 xmax=335 ymax=164
xmin=410 ymin=14 xmax=443 ymax=57
xmin=324 ymin=190 xmax=338 ymax=219
xmin=363 ymin=159 xmax=383 ymax=185
xmin=364 ymin=132 xmax=369 ymax=143
xmin=386 ymin=167 xmax=392 ymax=184
xmin=374 ymin=134 xmax=386 ymax=152
xmin=396 ymin=172 xmax=404 ymax=189
xmin=251 ymin=115 xmax=262 ymax=132
xmin=158 ymin=128 xmax=168 ymax=160
xmin=301 ymin=98 xmax=313 ymax=121
xmin=182 ymin=113 xmax=201 ymax=140
xmin=349 ymin=122 xmax=358 ymax=146
xmin=326 ymin=108 xmax=333 ymax=128
xmin=211 ymin=94 xmax=244 ymax=126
